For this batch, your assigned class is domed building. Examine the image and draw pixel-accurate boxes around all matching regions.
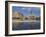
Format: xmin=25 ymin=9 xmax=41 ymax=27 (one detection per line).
xmin=12 ymin=12 xmax=24 ymax=21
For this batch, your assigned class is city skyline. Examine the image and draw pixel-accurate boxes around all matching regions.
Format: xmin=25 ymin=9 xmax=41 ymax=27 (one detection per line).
xmin=12 ymin=6 xmax=40 ymax=16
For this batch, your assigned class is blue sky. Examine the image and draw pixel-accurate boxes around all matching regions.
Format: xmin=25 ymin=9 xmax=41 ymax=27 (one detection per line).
xmin=12 ymin=6 xmax=40 ymax=16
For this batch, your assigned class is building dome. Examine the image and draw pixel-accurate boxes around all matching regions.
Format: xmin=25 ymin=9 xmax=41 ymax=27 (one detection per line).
xmin=12 ymin=12 xmax=23 ymax=17
xmin=12 ymin=12 xmax=24 ymax=21
xmin=15 ymin=12 xmax=23 ymax=17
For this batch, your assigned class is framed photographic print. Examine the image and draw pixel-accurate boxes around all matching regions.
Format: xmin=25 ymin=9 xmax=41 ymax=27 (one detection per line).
xmin=5 ymin=1 xmax=45 ymax=36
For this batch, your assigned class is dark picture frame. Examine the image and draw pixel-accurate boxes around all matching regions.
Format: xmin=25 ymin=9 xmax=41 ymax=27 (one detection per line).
xmin=5 ymin=1 xmax=45 ymax=36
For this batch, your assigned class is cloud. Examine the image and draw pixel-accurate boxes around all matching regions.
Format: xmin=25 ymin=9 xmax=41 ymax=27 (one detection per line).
xmin=22 ymin=8 xmax=25 ymax=9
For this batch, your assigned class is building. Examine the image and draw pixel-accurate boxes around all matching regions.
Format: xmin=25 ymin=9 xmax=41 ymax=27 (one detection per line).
xmin=12 ymin=11 xmax=40 ymax=21
xmin=29 ymin=12 xmax=36 ymax=20
xmin=12 ymin=12 xmax=24 ymax=21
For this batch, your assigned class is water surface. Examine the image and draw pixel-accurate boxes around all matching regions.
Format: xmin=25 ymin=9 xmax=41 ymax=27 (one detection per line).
xmin=12 ymin=22 xmax=40 ymax=30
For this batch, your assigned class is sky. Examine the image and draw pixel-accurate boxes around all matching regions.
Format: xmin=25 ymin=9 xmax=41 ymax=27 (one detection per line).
xmin=12 ymin=6 xmax=40 ymax=16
